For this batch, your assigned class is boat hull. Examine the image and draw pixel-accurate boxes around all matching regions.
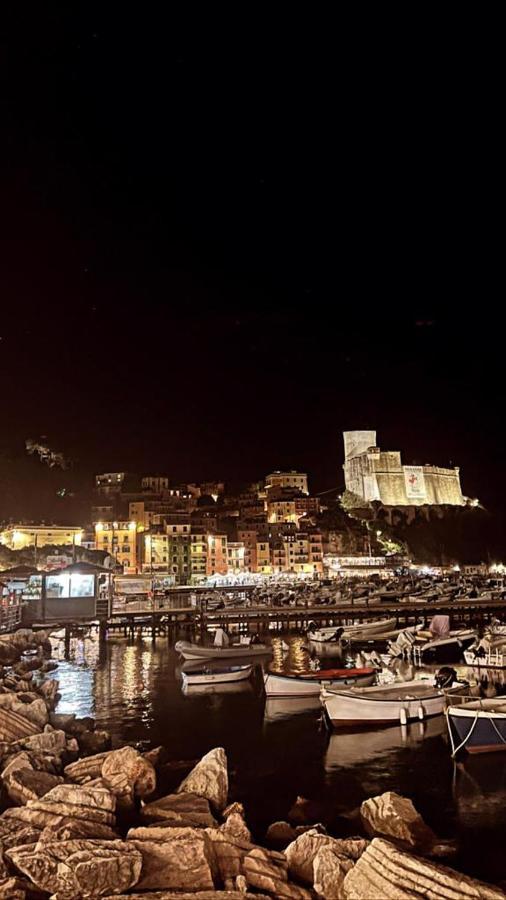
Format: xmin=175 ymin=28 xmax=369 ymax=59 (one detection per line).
xmin=309 ymin=617 xmax=396 ymax=643
xmin=322 ymin=680 xmax=463 ymax=727
xmin=182 ymin=665 xmax=252 ymax=685
xmin=447 ymin=703 xmax=506 ymax=754
xmin=264 ymin=669 xmax=375 ymax=698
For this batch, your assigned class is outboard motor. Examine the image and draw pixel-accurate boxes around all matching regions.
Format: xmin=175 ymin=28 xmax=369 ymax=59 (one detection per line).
xmin=435 ymin=666 xmax=458 ymax=689
xmin=328 ymin=627 xmax=344 ymax=643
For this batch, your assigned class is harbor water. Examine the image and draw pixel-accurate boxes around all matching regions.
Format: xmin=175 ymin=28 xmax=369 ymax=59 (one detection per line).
xmin=48 ymin=632 xmax=506 ymax=887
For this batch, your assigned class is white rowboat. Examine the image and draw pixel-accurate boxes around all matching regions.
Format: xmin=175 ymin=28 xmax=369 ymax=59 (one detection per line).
xmin=264 ymin=667 xmax=376 ymax=698
xmin=182 ymin=664 xmax=253 ymax=686
xmin=321 ymin=677 xmax=465 ymax=727
xmin=175 ymin=640 xmax=270 ymax=661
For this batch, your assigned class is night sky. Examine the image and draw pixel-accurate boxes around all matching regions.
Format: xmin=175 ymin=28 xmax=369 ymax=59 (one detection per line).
xmin=1 ymin=13 xmax=503 ymax=520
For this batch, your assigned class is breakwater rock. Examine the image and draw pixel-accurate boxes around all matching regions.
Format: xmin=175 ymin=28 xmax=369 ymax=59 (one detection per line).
xmin=0 ymin=628 xmax=505 ymax=898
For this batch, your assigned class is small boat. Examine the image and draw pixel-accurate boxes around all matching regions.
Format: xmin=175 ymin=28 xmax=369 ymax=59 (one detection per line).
xmin=307 ymin=617 xmax=396 ymax=643
xmin=464 ymin=647 xmax=506 ymax=669
xmin=446 ymin=698 xmax=506 ymax=754
xmin=182 ymin=664 xmax=252 ymax=686
xmin=263 ymin=666 xmax=376 ymax=698
xmin=415 ymin=629 xmax=476 ymax=664
xmin=321 ymin=669 xmax=466 ymax=728
xmin=174 ymin=639 xmax=270 ymax=661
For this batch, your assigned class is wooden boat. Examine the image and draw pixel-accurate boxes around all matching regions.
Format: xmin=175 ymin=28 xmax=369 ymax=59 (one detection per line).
xmin=307 ymin=617 xmax=396 ymax=643
xmin=182 ymin=664 xmax=252 ymax=686
xmin=321 ymin=673 xmax=466 ymax=728
xmin=263 ymin=666 xmax=376 ymax=698
xmin=174 ymin=639 xmax=270 ymax=661
xmin=446 ymin=698 xmax=506 ymax=754
xmin=415 ymin=629 xmax=475 ymax=664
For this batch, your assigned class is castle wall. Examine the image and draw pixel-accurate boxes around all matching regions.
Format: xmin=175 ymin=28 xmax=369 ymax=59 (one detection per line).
xmin=343 ymin=431 xmax=465 ymax=508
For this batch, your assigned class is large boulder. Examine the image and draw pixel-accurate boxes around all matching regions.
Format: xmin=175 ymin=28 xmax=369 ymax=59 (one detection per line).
xmin=0 ymin=709 xmax=40 ymax=743
xmin=140 ymin=792 xmax=217 ymax=828
xmin=0 ymin=816 xmax=41 ymax=850
xmin=3 ymin=767 xmax=63 ymax=805
xmin=177 ymin=748 xmax=228 ymax=813
xmin=102 ymin=893 xmax=270 ymax=899
xmin=129 ymin=828 xmax=217 ymax=892
xmin=64 ymin=751 xmax=110 ymax=783
xmin=360 ymin=792 xmax=454 ymax=856
xmin=7 ymin=839 xmax=143 ymax=899
xmin=242 ymin=846 xmax=311 ymax=899
xmin=266 ymin=821 xmax=297 ymax=848
xmin=22 ymin=728 xmax=67 ymax=754
xmin=313 ymin=846 xmax=356 ymax=899
xmin=102 ymin=746 xmax=156 ymax=799
xmin=285 ymin=829 xmax=368 ymax=885
xmin=342 ymin=838 xmax=506 ymax=899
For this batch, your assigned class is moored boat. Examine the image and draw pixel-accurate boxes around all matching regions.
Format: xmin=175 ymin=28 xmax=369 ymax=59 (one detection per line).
xmin=307 ymin=617 xmax=396 ymax=643
xmin=446 ymin=698 xmax=506 ymax=754
xmin=464 ymin=647 xmax=506 ymax=669
xmin=321 ymin=669 xmax=466 ymax=728
xmin=175 ymin=639 xmax=271 ymax=661
xmin=182 ymin=664 xmax=253 ymax=686
xmin=415 ymin=629 xmax=476 ymax=664
xmin=263 ymin=666 xmax=376 ymax=698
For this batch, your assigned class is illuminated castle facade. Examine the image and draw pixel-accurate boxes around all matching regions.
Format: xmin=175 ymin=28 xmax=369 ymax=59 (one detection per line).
xmin=343 ymin=431 xmax=465 ymax=508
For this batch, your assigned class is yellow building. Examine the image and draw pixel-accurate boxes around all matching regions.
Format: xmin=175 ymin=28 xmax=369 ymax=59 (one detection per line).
xmin=227 ymin=542 xmax=246 ymax=574
xmin=190 ymin=530 xmax=207 ymax=582
xmin=0 ymin=525 xmax=83 ymax=551
xmin=256 ymin=540 xmax=272 ymax=574
xmin=267 ymin=499 xmax=298 ymax=524
xmin=94 ymin=521 xmax=138 ymax=572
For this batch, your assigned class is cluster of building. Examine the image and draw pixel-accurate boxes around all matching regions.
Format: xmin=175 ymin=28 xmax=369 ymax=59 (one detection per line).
xmin=90 ymin=470 xmax=326 ymax=582
xmin=0 ymin=431 xmax=470 ymax=585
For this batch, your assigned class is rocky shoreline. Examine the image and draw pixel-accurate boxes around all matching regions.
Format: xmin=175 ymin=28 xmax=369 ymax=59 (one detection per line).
xmin=0 ymin=629 xmax=505 ymax=898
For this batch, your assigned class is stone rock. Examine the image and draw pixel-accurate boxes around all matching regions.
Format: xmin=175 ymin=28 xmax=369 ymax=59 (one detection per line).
xmin=130 ymin=829 xmax=217 ymax=892
xmin=37 ymin=679 xmax=59 ymax=704
xmin=0 ymin=875 xmax=48 ymax=898
xmin=22 ymin=729 xmax=67 ymax=754
xmin=37 ymin=819 xmax=118 ymax=842
xmin=103 ymin=893 xmax=269 ymax=899
xmin=48 ymin=712 xmax=75 ymax=731
xmin=223 ymin=801 xmax=245 ymax=819
xmin=143 ymin=746 xmax=169 ymax=768
xmin=177 ymin=747 xmax=228 ymax=812
xmin=342 ymin=838 xmax=506 ymax=899
xmin=101 ymin=771 xmax=135 ymax=810
xmin=7 ymin=839 xmax=143 ymax=899
xmin=266 ymin=821 xmax=297 ymax=847
xmin=10 ymin=700 xmax=48 ymax=730
xmin=205 ymin=829 xmax=248 ymax=883
xmin=242 ymin=846 xmax=311 ymax=899
xmin=3 ymin=768 xmax=63 ymax=805
xmin=102 ymin=745 xmax=156 ymax=799
xmin=285 ymin=830 xmax=368 ymax=885
xmin=25 ymin=798 xmax=115 ymax=826
xmin=220 ymin=812 xmax=251 ymax=843
xmin=78 ymin=730 xmax=112 ymax=756
xmin=295 ymin=823 xmax=328 ymax=836
xmin=360 ymin=791 xmax=453 ymax=856
xmin=12 ymin=658 xmax=42 ymax=676
xmin=140 ymin=792 xmax=217 ymax=828
xmin=41 ymin=783 xmax=116 ymax=812
xmin=0 ymin=817 xmax=41 ymax=850
xmin=0 ymin=710 xmax=40 ymax=743
xmin=2 ymin=806 xmax=65 ymax=830
xmin=64 ymin=751 xmax=110 ymax=783
xmin=313 ymin=846 xmax=356 ymax=899
xmin=1 ymin=752 xmax=34 ymax=780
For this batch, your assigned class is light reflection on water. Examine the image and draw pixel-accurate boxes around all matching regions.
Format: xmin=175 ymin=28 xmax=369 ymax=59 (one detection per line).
xmin=46 ymin=632 xmax=506 ymax=885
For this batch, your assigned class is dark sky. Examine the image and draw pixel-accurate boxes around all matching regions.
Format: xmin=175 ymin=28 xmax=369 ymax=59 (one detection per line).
xmin=1 ymin=12 xmax=503 ymax=518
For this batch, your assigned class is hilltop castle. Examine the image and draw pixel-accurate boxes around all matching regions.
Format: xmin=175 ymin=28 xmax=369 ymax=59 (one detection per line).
xmin=343 ymin=431 xmax=465 ymax=508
